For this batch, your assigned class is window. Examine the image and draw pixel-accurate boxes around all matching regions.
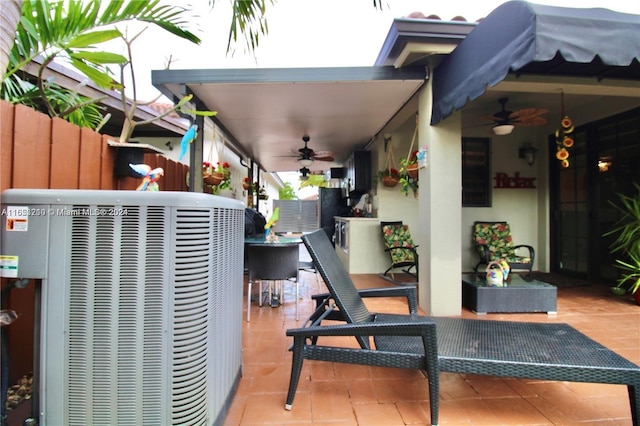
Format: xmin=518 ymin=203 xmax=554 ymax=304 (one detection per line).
xmin=462 ymin=137 xmax=491 ymax=207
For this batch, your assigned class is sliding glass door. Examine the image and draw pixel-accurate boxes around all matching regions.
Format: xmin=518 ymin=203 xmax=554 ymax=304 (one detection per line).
xmin=550 ymin=108 xmax=639 ymax=282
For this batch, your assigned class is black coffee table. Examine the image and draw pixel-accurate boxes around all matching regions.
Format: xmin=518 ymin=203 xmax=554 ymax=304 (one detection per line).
xmin=462 ymin=273 xmax=557 ymax=315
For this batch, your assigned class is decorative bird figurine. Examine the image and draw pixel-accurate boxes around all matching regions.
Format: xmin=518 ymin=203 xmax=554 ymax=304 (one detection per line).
xmin=264 ymin=207 xmax=280 ymax=242
xmin=179 ymin=124 xmax=198 ymax=162
xmin=265 ymin=207 xmax=280 ymax=230
xmin=129 ymin=163 xmax=164 ymax=191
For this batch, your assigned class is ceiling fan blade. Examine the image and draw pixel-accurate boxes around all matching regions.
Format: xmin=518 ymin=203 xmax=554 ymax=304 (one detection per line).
xmin=510 ymin=108 xmax=548 ymax=120
xmin=482 ymin=115 xmax=511 ymax=123
xmin=312 ymin=154 xmax=334 ymax=162
xmin=513 ymin=116 xmax=547 ymax=126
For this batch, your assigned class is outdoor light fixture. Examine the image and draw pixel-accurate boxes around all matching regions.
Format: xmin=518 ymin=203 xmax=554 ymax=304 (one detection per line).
xmin=598 ymin=157 xmax=613 ymax=172
xmin=519 ymin=142 xmax=537 ymax=166
xmin=165 ymin=141 xmax=173 ymax=150
xmin=299 ymin=158 xmax=313 ymax=167
xmin=492 ymin=124 xmax=515 ymax=135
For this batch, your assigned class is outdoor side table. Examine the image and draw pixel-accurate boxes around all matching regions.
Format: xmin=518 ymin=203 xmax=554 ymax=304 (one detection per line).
xmin=462 ymin=273 xmax=557 ymax=315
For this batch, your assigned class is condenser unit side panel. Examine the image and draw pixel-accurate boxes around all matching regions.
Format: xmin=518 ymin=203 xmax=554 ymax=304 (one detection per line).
xmin=40 ymin=210 xmax=72 ymax=425
xmin=1 ymin=190 xmax=245 ymax=426
xmin=170 ymin=207 xmax=216 ymax=426
xmin=140 ymin=205 xmax=172 ymax=426
xmin=208 ymin=206 xmax=244 ymax=426
xmin=36 ymin=198 xmax=172 ymax=426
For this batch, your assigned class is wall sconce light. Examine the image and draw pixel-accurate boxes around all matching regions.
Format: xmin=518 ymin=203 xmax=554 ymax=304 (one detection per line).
xmin=165 ymin=141 xmax=173 ymax=151
xmin=518 ymin=143 xmax=537 ymax=166
xmin=598 ymin=157 xmax=613 ymax=172
xmin=299 ymin=158 xmax=313 ymax=167
xmin=492 ymin=124 xmax=514 ymax=135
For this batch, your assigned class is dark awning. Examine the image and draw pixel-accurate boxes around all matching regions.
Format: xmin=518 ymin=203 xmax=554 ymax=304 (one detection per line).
xmin=431 ymin=1 xmax=640 ymax=124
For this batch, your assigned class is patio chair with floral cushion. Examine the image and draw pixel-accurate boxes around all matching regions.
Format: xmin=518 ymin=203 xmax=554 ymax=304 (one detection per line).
xmin=380 ymin=221 xmax=418 ymax=282
xmin=473 ymin=221 xmax=535 ymax=277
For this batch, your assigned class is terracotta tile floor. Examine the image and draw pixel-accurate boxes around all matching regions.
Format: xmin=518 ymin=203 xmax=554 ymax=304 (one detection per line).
xmin=226 ymin=270 xmax=640 ymax=425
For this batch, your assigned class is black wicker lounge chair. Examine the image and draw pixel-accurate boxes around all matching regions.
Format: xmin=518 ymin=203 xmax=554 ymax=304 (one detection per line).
xmin=285 ymin=230 xmax=640 ymax=426
xmin=285 ymin=230 xmax=439 ymax=421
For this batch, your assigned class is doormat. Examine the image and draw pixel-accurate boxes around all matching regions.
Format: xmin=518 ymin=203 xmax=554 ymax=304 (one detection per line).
xmin=529 ymin=272 xmax=592 ymax=288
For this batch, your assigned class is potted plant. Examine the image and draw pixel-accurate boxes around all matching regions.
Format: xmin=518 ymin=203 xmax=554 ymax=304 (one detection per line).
xmin=606 ymin=183 xmax=640 ymax=304
xmin=377 ymin=168 xmax=400 ymax=188
xmin=257 ymin=186 xmax=269 ymax=200
xmin=400 ymin=150 xmax=419 ymax=180
xmin=207 ymin=161 xmax=232 ymax=194
xmin=242 ymin=177 xmax=253 ymax=191
xmin=398 ymin=172 xmax=419 ymax=197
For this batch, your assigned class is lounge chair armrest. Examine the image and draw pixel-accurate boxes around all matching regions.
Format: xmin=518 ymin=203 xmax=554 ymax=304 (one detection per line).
xmin=311 ymin=286 xmax=418 ymax=314
xmin=311 ymin=293 xmax=330 ymax=304
xmin=357 ymin=286 xmax=418 ymax=314
xmin=286 ymin=319 xmax=435 ymax=338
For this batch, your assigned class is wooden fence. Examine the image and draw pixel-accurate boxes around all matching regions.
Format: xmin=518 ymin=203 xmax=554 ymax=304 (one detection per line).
xmin=0 ymin=100 xmax=190 ymax=389
xmin=0 ymin=100 xmax=189 ymax=193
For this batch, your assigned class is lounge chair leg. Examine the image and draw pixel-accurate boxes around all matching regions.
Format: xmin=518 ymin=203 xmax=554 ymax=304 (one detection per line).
xmin=285 ymin=336 xmax=305 ymax=410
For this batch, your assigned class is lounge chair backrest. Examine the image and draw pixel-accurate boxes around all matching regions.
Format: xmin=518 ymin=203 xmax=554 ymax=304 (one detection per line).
xmin=302 ymin=230 xmax=373 ymax=325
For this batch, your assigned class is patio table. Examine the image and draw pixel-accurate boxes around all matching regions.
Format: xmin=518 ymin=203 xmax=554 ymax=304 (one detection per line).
xmin=462 ymin=273 xmax=557 ymax=315
xmin=434 ymin=318 xmax=640 ymax=425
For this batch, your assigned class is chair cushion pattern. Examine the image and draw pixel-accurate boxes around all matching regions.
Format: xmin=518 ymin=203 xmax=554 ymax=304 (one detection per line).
xmin=382 ymin=224 xmax=416 ymax=265
xmin=473 ymin=222 xmax=531 ymax=264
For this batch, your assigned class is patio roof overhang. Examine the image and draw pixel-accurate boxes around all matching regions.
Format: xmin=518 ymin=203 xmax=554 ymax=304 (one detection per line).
xmin=431 ymin=1 xmax=640 ymax=125
xmin=152 ymin=66 xmax=427 ymax=173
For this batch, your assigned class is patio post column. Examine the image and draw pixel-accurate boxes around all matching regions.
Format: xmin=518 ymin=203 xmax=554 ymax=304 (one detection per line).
xmin=417 ymin=84 xmax=462 ymax=316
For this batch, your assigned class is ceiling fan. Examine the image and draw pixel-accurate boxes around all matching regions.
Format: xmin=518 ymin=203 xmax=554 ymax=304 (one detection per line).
xmin=484 ymin=97 xmax=548 ymax=135
xmin=288 ymin=135 xmax=335 ymax=166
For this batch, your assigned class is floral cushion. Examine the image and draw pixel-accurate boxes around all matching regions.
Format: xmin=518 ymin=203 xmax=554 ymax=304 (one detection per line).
xmin=382 ymin=224 xmax=417 ymax=265
xmin=473 ymin=222 xmax=531 ymax=264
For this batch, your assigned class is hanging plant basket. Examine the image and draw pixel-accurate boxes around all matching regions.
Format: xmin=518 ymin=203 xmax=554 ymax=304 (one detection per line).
xmin=382 ymin=175 xmax=399 ymax=187
xmin=204 ymin=171 xmax=224 ymax=186
xmin=406 ymin=163 xmax=419 ymax=180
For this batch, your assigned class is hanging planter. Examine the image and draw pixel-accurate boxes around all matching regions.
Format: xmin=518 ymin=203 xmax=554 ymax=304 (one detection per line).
xmin=406 ymin=163 xmax=419 ymax=180
xmin=400 ymin=116 xmax=419 ymax=184
xmin=377 ymin=136 xmax=401 ymax=189
xmin=382 ymin=175 xmax=399 ymax=187
xmin=204 ymin=171 xmax=224 ymax=186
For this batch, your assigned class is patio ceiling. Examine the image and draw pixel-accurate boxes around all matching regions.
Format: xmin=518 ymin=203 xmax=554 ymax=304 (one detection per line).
xmin=152 ymin=66 xmax=426 ymax=173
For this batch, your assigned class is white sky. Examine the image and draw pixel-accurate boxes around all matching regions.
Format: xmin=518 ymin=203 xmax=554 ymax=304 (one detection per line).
xmin=114 ymin=0 xmax=640 ymax=101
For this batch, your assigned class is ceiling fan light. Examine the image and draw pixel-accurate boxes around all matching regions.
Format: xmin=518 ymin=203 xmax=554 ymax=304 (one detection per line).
xmin=299 ymin=158 xmax=313 ymax=167
xmin=492 ymin=124 xmax=514 ymax=135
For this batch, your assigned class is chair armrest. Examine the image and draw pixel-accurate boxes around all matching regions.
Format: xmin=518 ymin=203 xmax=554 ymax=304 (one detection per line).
xmin=476 ymin=243 xmax=492 ymax=263
xmin=384 ymin=245 xmax=419 ymax=253
xmin=286 ymin=318 xmax=435 ymax=338
xmin=357 ymin=286 xmax=418 ymax=314
xmin=514 ymin=244 xmax=535 ymax=261
xmin=312 ymin=286 xmax=418 ymax=314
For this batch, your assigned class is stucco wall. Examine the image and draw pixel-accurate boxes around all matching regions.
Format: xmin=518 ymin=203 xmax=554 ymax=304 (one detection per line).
xmin=373 ymin=115 xmax=421 ymax=245
xmin=461 ymin=126 xmax=548 ymax=273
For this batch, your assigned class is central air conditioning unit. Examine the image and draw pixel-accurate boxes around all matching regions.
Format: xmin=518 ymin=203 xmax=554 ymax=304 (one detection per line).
xmin=1 ymin=189 xmax=244 ymax=426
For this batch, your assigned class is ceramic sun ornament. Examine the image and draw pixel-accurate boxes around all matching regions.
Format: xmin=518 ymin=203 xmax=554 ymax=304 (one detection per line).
xmin=555 ymin=92 xmax=575 ymax=168
xmin=129 ymin=163 xmax=164 ymax=191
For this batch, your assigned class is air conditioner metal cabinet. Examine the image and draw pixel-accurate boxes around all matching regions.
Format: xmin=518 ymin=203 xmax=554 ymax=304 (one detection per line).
xmin=0 ymin=189 xmax=244 ymax=426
